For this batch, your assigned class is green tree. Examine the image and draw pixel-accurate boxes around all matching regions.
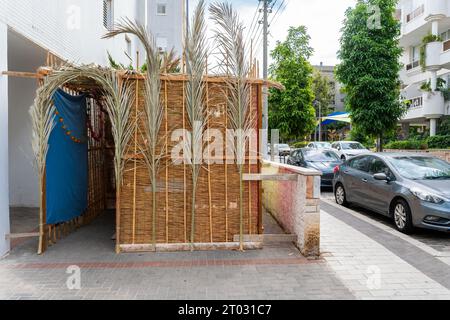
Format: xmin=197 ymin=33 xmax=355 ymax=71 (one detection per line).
xmin=312 ymin=70 xmax=334 ymax=117
xmin=269 ymin=26 xmax=316 ymax=141
xmin=336 ymin=0 xmax=405 ymax=151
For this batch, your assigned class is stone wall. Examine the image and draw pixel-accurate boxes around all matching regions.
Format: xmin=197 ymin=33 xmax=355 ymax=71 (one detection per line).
xmin=261 ymin=161 xmax=321 ymax=257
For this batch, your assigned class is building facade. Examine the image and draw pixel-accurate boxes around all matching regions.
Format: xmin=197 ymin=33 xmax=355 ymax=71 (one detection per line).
xmin=313 ymin=63 xmax=346 ymax=113
xmin=0 ymin=0 xmax=183 ymax=257
xmin=398 ymin=0 xmax=450 ymax=137
xmin=147 ymin=0 xmax=184 ymax=57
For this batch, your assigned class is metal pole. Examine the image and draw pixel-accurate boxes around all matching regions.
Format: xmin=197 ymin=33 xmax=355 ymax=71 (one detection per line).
xmin=319 ymin=103 xmax=322 ymax=142
xmin=261 ymin=0 xmax=271 ymax=160
xmin=186 ymin=0 xmax=190 ymax=32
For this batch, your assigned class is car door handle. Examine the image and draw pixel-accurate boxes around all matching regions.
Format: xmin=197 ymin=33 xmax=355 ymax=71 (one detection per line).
xmin=362 ymin=178 xmax=368 ymax=183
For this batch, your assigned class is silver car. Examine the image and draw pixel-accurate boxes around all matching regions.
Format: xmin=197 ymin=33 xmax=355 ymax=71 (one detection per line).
xmin=333 ymin=153 xmax=450 ymax=233
xmin=331 ymin=141 xmax=370 ymax=160
xmin=307 ymin=142 xmax=332 ymax=150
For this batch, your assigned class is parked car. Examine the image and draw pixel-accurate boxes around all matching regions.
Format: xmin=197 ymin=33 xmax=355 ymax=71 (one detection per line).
xmin=333 ymin=153 xmax=450 ymax=233
xmin=273 ymin=144 xmax=291 ymax=157
xmin=288 ymin=148 xmax=342 ymax=187
xmin=307 ymin=142 xmax=332 ymax=150
xmin=331 ymin=141 xmax=370 ymax=160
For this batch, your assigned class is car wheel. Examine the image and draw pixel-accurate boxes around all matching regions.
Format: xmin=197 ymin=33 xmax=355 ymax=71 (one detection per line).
xmin=335 ymin=184 xmax=348 ymax=207
xmin=392 ymin=199 xmax=413 ymax=234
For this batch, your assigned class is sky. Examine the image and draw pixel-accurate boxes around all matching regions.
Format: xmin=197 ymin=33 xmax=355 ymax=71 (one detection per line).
xmin=192 ymin=0 xmax=357 ymax=68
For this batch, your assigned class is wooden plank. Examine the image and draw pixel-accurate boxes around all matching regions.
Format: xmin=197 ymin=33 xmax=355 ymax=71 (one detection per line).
xmin=243 ymin=173 xmax=298 ymax=181
xmin=257 ymin=84 xmax=263 ymax=235
xmin=2 ymin=71 xmax=44 ymax=79
xmin=233 ymin=234 xmax=297 ymax=243
xmin=6 ymin=233 xmax=40 ymax=239
xmin=120 ymin=242 xmax=263 ymax=253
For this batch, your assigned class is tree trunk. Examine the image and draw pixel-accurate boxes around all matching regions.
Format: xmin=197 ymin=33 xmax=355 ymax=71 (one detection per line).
xmin=377 ymin=133 xmax=384 ymax=152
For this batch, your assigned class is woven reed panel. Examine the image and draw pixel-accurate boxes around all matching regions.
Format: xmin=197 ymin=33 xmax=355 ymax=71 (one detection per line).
xmin=119 ymin=78 xmax=261 ymax=245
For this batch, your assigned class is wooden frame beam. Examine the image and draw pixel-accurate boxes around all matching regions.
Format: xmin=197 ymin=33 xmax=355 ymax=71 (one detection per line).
xmin=2 ymin=71 xmax=43 ymax=79
xmin=243 ymin=173 xmax=298 ymax=181
xmin=6 ymin=232 xmax=40 ymax=240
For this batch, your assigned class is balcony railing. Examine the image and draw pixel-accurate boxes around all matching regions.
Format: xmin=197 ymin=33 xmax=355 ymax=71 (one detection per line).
xmin=406 ymin=4 xmax=425 ymax=23
xmin=444 ymin=40 xmax=450 ymax=52
xmin=408 ymin=96 xmax=423 ymax=109
xmin=406 ymin=60 xmax=420 ymax=71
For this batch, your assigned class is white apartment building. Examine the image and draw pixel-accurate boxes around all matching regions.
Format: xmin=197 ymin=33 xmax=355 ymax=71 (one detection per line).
xmin=0 ymin=0 xmax=184 ymax=257
xmin=147 ymin=0 xmax=184 ymax=56
xmin=399 ymin=0 xmax=450 ymax=137
xmin=313 ymin=63 xmax=346 ymax=113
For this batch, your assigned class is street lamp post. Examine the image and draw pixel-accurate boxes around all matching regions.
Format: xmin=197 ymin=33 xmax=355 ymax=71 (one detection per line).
xmin=313 ymin=100 xmax=320 ymax=142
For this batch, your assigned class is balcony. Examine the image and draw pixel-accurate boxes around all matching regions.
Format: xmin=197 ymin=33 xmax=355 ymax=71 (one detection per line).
xmin=401 ymin=2 xmax=448 ymax=41
xmin=406 ymin=4 xmax=424 ymax=23
xmin=425 ymin=41 xmax=443 ymax=71
xmin=403 ymin=91 xmax=445 ymax=121
xmin=426 ymin=0 xmax=448 ymax=21
xmin=422 ymin=91 xmax=445 ymax=118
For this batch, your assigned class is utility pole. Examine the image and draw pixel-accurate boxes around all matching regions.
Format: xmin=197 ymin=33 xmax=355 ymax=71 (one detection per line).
xmin=260 ymin=0 xmax=272 ymax=160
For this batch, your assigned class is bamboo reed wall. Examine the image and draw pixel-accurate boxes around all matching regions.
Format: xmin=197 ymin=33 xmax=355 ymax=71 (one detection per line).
xmin=118 ymin=77 xmax=263 ymax=247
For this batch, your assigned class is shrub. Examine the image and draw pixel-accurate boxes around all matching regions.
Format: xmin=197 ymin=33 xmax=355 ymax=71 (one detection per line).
xmin=427 ymin=135 xmax=450 ymax=149
xmin=291 ymin=141 xmax=310 ymax=149
xmin=385 ymin=140 xmax=428 ymax=150
xmin=439 ymin=116 xmax=450 ymax=135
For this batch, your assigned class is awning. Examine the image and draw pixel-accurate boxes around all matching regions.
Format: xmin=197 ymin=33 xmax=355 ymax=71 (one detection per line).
xmin=320 ymin=112 xmax=351 ymax=125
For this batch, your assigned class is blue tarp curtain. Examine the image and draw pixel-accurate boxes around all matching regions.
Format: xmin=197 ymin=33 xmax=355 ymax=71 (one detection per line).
xmin=45 ymin=89 xmax=88 ymax=225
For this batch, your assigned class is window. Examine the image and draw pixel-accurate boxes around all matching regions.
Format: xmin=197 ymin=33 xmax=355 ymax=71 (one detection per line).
xmin=410 ymin=45 xmax=419 ymax=62
xmin=125 ymin=35 xmax=131 ymax=59
xmin=103 ymin=0 xmax=114 ymax=30
xmin=368 ymin=157 xmax=394 ymax=179
xmin=348 ymin=156 xmax=370 ymax=172
xmin=157 ymin=3 xmax=167 ymax=15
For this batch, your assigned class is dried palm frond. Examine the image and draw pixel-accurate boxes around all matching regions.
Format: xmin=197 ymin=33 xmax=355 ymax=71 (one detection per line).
xmin=161 ymin=48 xmax=181 ymax=73
xmin=210 ymin=2 xmax=256 ymax=250
xmin=184 ymin=0 xmax=208 ymax=245
xmin=31 ymin=65 xmax=87 ymax=254
xmin=104 ymin=19 xmax=165 ymax=247
xmin=31 ymin=65 xmax=135 ymax=254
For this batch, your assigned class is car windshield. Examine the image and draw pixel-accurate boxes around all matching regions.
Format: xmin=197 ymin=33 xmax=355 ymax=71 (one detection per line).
xmin=388 ymin=156 xmax=450 ymax=180
xmin=316 ymin=142 xmax=332 ymax=148
xmin=341 ymin=143 xmax=365 ymax=150
xmin=303 ymin=150 xmax=340 ymax=162
xmin=277 ymin=144 xmax=289 ymax=149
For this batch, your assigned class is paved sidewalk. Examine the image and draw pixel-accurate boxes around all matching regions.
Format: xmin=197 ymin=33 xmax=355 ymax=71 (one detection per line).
xmin=0 ymin=211 xmax=353 ymax=300
xmin=321 ymin=200 xmax=450 ymax=300
xmin=1 ymin=203 xmax=450 ymax=300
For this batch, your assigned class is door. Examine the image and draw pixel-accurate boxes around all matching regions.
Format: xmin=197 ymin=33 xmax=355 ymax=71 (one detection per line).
xmin=367 ymin=157 xmax=395 ymax=215
xmin=343 ymin=155 xmax=371 ymax=203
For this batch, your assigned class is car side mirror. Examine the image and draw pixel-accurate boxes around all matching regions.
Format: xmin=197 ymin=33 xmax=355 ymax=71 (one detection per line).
xmin=374 ymin=173 xmax=389 ymax=181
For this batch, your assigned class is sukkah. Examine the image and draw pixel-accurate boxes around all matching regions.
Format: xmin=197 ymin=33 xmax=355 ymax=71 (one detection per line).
xmin=28 ymin=1 xmax=282 ymax=254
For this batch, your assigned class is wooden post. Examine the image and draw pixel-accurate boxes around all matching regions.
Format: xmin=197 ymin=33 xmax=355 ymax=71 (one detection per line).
xmin=132 ymin=79 xmax=139 ymax=245
xmin=206 ymin=60 xmax=213 ymax=243
xmin=37 ymin=171 xmax=47 ymax=255
xmin=183 ymin=81 xmax=187 ymax=243
xmin=165 ymin=76 xmax=169 ymax=244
